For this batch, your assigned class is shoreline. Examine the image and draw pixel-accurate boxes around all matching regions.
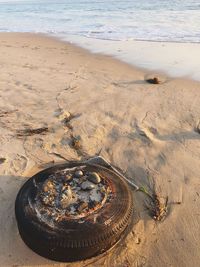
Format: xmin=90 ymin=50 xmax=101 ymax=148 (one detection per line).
xmin=2 ymin=31 xmax=200 ymax=82
xmin=56 ymin=33 xmax=200 ymax=81
xmin=0 ymin=32 xmax=200 ymax=267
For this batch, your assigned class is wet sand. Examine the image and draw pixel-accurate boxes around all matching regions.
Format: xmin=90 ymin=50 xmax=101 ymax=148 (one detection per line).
xmin=61 ymin=34 xmax=200 ymax=81
xmin=0 ymin=32 xmax=200 ymax=267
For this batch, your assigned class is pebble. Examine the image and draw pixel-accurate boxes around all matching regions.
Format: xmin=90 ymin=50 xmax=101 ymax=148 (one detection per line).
xmin=81 ymin=181 xmax=95 ymax=190
xmin=74 ymin=170 xmax=83 ymax=178
xmin=135 ymin=237 xmax=141 ymax=244
xmin=88 ymin=172 xmax=101 ymax=184
xmin=0 ymin=157 xmax=6 ymax=164
xmin=146 ymin=77 xmax=161 ymax=84
xmin=196 ymin=123 xmax=200 ymax=134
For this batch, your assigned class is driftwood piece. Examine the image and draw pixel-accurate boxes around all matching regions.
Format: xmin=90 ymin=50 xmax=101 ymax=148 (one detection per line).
xmin=16 ymin=127 xmax=49 ymax=136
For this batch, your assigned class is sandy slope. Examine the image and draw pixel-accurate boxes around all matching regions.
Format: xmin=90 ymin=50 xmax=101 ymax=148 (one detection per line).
xmin=0 ymin=33 xmax=200 ymax=267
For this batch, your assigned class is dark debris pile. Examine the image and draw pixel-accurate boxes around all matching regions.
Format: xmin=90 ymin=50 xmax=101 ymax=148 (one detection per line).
xmin=34 ymin=166 xmax=112 ymax=223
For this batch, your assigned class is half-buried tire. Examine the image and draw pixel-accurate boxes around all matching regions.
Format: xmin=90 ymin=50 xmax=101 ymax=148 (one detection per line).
xmin=15 ymin=161 xmax=133 ymax=262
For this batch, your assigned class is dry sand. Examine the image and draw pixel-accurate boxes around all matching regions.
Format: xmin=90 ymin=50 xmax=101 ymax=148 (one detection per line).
xmin=0 ymin=33 xmax=200 ymax=267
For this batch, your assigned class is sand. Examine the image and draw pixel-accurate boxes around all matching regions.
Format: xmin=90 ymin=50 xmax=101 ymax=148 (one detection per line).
xmin=0 ymin=32 xmax=200 ymax=267
xmin=60 ymin=34 xmax=200 ymax=81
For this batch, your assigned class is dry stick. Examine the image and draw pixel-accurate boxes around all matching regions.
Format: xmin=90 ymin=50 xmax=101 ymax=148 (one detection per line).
xmin=16 ymin=127 xmax=48 ymax=136
xmin=49 ymin=152 xmax=70 ymax=161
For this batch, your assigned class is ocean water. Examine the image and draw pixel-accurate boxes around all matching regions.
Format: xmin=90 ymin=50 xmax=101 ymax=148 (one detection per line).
xmin=0 ymin=0 xmax=200 ymax=43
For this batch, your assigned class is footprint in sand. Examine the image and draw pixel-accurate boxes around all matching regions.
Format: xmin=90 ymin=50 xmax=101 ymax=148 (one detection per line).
xmin=130 ymin=121 xmax=161 ymax=144
xmin=24 ymin=137 xmax=53 ymax=164
xmin=10 ymin=154 xmax=27 ymax=174
xmin=23 ymin=83 xmax=33 ymax=90
xmin=15 ymin=81 xmax=21 ymax=86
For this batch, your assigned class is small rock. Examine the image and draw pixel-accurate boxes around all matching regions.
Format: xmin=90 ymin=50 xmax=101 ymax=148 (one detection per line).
xmin=74 ymin=170 xmax=83 ymax=178
xmin=146 ymin=77 xmax=161 ymax=84
xmin=0 ymin=157 xmax=6 ymax=164
xmin=135 ymin=237 xmax=141 ymax=244
xmin=195 ymin=123 xmax=200 ymax=134
xmin=81 ymin=181 xmax=95 ymax=190
xmin=88 ymin=172 xmax=101 ymax=184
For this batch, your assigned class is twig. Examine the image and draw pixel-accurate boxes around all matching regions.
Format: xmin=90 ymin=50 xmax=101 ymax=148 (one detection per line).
xmin=16 ymin=127 xmax=49 ymax=136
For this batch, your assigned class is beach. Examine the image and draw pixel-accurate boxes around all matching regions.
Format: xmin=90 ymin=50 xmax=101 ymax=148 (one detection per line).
xmin=63 ymin=35 xmax=200 ymax=81
xmin=0 ymin=32 xmax=200 ymax=267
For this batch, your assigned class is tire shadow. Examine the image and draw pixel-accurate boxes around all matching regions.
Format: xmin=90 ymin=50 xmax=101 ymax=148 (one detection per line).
xmin=0 ymin=175 xmax=57 ymax=266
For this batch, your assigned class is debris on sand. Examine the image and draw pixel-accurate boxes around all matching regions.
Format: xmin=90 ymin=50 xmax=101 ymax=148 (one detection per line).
xmin=0 ymin=109 xmax=18 ymax=117
xmin=139 ymin=185 xmax=168 ymax=221
xmin=0 ymin=157 xmax=6 ymax=164
xmin=146 ymin=77 xmax=161 ymax=84
xmin=61 ymin=111 xmax=74 ymax=129
xmin=146 ymin=193 xmax=168 ymax=221
xmin=16 ymin=127 xmax=49 ymax=136
xmin=70 ymin=134 xmax=82 ymax=150
xmin=36 ymin=166 xmax=112 ymax=222
xmin=195 ymin=122 xmax=200 ymax=134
